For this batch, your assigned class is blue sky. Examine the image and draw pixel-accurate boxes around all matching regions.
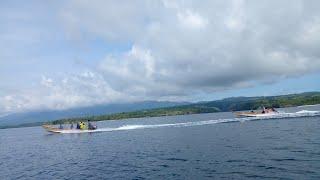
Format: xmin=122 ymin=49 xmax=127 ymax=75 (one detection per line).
xmin=1 ymin=0 xmax=320 ymax=115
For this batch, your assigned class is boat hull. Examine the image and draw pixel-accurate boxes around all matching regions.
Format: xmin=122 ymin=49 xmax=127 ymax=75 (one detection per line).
xmin=235 ymin=112 xmax=278 ymax=117
xmin=42 ymin=125 xmax=98 ymax=134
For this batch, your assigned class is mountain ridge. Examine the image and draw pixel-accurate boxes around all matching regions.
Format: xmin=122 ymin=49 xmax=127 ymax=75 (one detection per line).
xmin=1 ymin=91 xmax=320 ymax=129
xmin=0 ymin=101 xmax=188 ymax=127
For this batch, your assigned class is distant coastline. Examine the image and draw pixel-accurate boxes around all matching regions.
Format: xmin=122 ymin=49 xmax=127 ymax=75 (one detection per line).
xmin=1 ymin=92 xmax=320 ymax=129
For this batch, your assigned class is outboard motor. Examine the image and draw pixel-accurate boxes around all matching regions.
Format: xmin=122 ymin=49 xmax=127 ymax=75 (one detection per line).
xmin=88 ymin=122 xmax=97 ymax=130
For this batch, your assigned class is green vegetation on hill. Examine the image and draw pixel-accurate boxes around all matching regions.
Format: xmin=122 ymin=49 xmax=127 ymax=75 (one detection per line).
xmin=1 ymin=92 xmax=319 ymax=129
xmin=50 ymin=92 xmax=320 ymax=125
xmin=51 ymin=105 xmax=220 ymax=125
xmin=200 ymin=92 xmax=320 ymax=111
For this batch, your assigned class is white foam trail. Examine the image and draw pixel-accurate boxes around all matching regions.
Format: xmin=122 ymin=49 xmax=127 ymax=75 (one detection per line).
xmin=295 ymin=110 xmax=319 ymax=114
xmin=59 ymin=110 xmax=320 ymax=134
xmin=298 ymin=104 xmax=320 ymax=108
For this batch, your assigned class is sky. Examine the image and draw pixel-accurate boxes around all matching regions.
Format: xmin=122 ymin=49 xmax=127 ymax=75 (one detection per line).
xmin=1 ymin=0 xmax=320 ymax=115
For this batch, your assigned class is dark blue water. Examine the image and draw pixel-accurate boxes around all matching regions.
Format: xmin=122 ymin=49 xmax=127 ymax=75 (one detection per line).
xmin=1 ymin=105 xmax=320 ymax=179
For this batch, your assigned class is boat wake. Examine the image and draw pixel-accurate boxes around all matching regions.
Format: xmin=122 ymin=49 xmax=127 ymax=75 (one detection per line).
xmin=59 ymin=110 xmax=320 ymax=134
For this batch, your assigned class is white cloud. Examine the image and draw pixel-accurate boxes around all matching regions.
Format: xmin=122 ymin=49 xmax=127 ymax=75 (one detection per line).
xmin=61 ymin=0 xmax=320 ymax=94
xmin=177 ymin=10 xmax=208 ymax=29
xmin=41 ymin=76 xmax=54 ymax=88
xmin=0 ymin=71 xmax=129 ymax=114
xmin=225 ymin=0 xmax=245 ymax=31
xmin=1 ymin=0 xmax=320 ymax=115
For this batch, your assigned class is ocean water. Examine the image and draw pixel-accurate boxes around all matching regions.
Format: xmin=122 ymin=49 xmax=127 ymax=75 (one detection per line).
xmin=1 ymin=105 xmax=320 ymax=179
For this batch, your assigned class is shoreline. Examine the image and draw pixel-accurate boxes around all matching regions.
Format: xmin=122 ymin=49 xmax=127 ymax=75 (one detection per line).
xmin=1 ymin=103 xmax=320 ymax=130
xmin=1 ymin=92 xmax=320 ymax=130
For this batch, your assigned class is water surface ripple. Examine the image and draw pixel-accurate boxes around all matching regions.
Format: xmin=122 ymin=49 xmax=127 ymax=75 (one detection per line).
xmin=1 ymin=105 xmax=320 ymax=179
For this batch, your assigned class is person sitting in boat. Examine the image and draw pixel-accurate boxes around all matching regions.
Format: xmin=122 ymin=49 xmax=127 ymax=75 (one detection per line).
xmin=271 ymin=107 xmax=278 ymax=112
xmin=79 ymin=122 xmax=86 ymax=130
xmin=76 ymin=122 xmax=85 ymax=130
xmin=88 ymin=120 xmax=97 ymax=130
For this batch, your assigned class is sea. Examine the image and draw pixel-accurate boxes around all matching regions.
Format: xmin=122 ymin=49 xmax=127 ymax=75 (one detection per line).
xmin=1 ymin=105 xmax=320 ymax=179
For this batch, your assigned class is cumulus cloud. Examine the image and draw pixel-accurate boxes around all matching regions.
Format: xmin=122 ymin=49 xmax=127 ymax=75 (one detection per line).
xmin=0 ymin=72 xmax=128 ymax=114
xmin=62 ymin=0 xmax=320 ymax=91
xmin=177 ymin=10 xmax=208 ymax=29
xmin=1 ymin=0 xmax=320 ymax=115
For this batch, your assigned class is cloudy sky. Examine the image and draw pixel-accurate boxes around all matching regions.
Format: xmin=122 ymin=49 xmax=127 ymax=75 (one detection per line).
xmin=1 ymin=0 xmax=320 ymax=115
